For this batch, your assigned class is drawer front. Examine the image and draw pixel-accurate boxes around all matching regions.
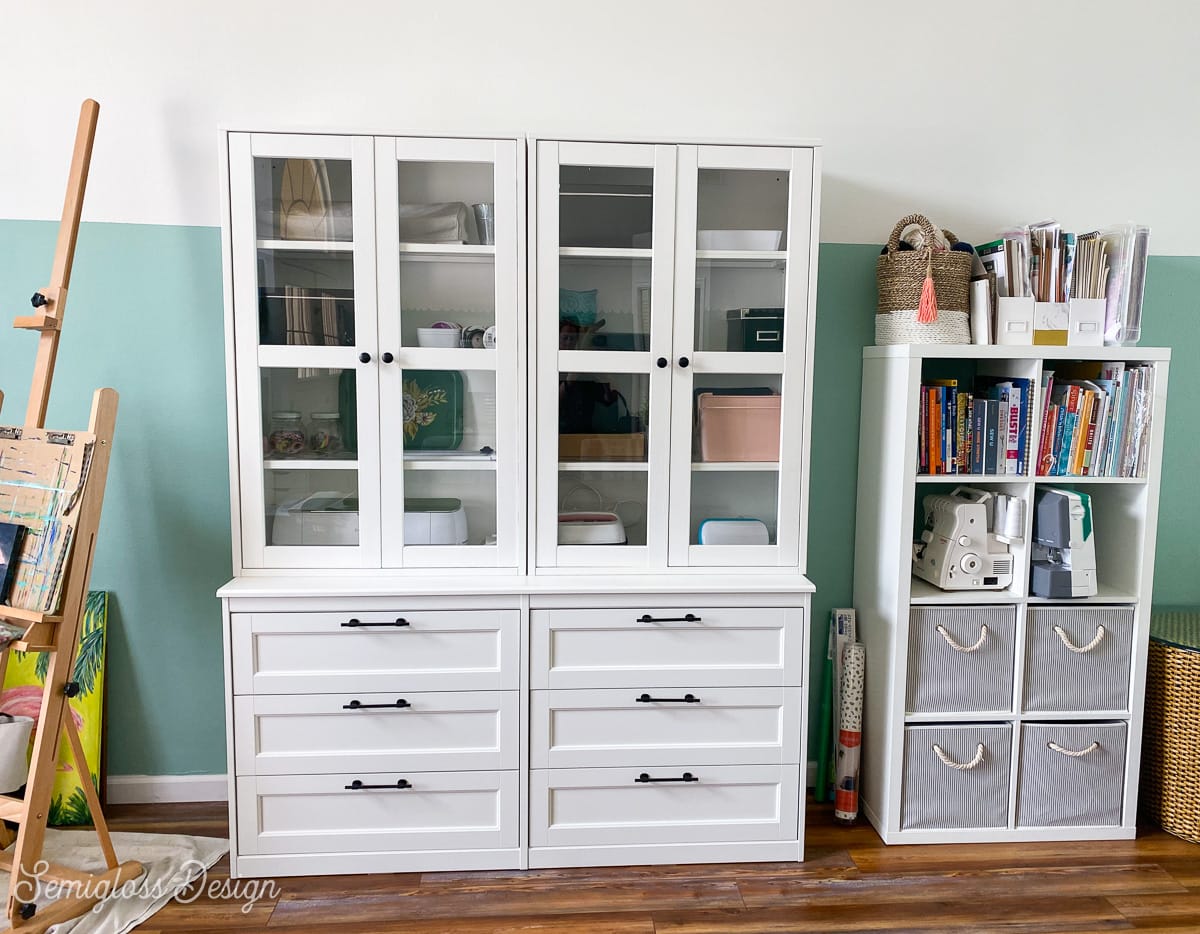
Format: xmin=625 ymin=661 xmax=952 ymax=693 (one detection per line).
xmin=901 ymin=724 xmax=1012 ymax=830
xmin=531 ymin=607 xmax=801 ymax=689
xmin=532 ymin=687 xmax=800 ymax=768
xmin=530 ymin=765 xmax=799 ymax=847
xmin=231 ymin=610 xmax=520 ymax=694
xmin=236 ymin=770 xmax=518 ymax=855
xmin=907 ymin=606 xmax=1017 ymax=713
xmin=1024 ymin=606 xmax=1134 ymax=711
xmin=234 ymin=691 xmax=518 ymax=775
xmin=1017 ymin=721 xmax=1126 ymax=827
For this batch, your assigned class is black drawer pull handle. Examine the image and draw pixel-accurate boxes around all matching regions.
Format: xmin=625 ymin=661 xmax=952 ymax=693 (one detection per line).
xmin=345 ymin=779 xmax=412 ymax=791
xmin=637 ymin=613 xmax=702 ymax=624
xmin=341 ymin=618 xmax=410 ymax=628
xmin=636 ymin=693 xmax=701 ymax=704
xmin=635 ymin=772 xmax=699 ymax=783
xmin=343 ymin=699 xmax=411 ymax=710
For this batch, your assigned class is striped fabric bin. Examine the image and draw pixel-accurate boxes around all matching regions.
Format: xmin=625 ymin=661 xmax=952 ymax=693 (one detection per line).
xmin=900 ymin=723 xmax=1011 ymax=830
xmin=1017 ymin=721 xmax=1126 ymax=827
xmin=1141 ymin=611 xmax=1200 ymax=843
xmin=1024 ymin=606 xmax=1134 ymax=711
xmin=906 ymin=606 xmax=1017 ymax=713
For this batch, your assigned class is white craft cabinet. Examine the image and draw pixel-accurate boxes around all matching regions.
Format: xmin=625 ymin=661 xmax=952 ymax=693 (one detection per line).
xmin=219 ymin=132 xmax=821 ymax=878
xmin=853 ymin=344 xmax=1170 ymax=843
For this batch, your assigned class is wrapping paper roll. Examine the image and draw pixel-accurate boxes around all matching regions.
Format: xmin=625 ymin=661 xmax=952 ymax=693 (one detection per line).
xmin=835 ymin=642 xmax=866 ymax=823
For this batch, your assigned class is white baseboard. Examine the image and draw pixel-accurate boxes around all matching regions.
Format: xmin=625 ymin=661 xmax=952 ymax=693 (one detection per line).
xmin=107 ymin=774 xmax=228 ymax=804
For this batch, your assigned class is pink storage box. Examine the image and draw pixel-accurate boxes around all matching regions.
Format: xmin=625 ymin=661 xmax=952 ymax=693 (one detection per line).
xmin=697 ymin=393 xmax=781 ymax=462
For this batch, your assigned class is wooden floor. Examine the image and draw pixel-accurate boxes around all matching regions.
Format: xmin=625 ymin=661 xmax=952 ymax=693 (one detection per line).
xmin=101 ymin=800 xmax=1200 ymax=933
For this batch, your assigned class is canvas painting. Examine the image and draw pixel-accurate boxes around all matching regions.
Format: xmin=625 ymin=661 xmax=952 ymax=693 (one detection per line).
xmin=0 ymin=590 xmax=106 ymax=825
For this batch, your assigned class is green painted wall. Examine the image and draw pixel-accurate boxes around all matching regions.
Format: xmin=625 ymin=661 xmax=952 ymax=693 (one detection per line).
xmin=0 ymin=223 xmax=1195 ymax=774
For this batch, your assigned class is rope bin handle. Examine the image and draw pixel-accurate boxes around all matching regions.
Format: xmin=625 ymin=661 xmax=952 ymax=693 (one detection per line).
xmin=936 ymin=623 xmax=988 ymax=653
xmin=1054 ymin=624 xmax=1106 ymax=654
xmin=932 ymin=743 xmax=985 ymax=770
xmin=1048 ymin=740 xmax=1101 ymax=758
xmin=884 ymin=213 xmax=938 ymax=258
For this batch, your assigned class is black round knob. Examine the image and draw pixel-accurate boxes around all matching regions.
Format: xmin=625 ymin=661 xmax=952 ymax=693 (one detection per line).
xmin=656 ymin=357 xmax=668 ymax=368
xmin=30 ymin=292 xmax=48 ymax=308
xmin=359 ymin=352 xmax=371 ymax=364
xmin=381 ymin=352 xmax=395 ymax=364
xmin=678 ymin=356 xmax=690 ymax=368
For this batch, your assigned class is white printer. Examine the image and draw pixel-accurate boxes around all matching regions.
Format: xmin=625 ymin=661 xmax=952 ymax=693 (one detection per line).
xmin=272 ymin=493 xmax=468 ymax=546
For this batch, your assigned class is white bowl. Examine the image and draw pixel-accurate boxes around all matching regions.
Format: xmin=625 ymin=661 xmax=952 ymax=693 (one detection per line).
xmin=697 ymin=229 xmax=783 ymax=251
xmin=417 ymin=326 xmax=462 ymax=348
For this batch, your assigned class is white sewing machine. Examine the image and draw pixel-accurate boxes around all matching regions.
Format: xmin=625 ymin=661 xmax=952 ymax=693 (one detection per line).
xmin=913 ymin=486 xmax=1015 ymax=590
xmin=1030 ymin=488 xmax=1098 ymax=598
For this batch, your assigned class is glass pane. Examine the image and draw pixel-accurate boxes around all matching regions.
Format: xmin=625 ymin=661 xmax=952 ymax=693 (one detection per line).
xmin=403 ymin=469 xmax=496 ymax=547
xmin=399 ymin=256 xmax=496 ymax=349
xmin=691 ymin=470 xmax=779 ymax=546
xmin=255 ymin=157 xmax=353 ymax=242
xmin=398 ymin=369 xmax=497 ymax=458
xmin=558 ymin=471 xmax=647 ymax=546
xmin=696 ymin=168 xmax=788 ymax=250
xmin=692 ymin=374 xmax=781 ymax=464
xmin=560 ymin=165 xmax=653 ymax=248
xmin=559 ymin=257 xmax=651 ymax=352
xmin=559 ymin=372 xmax=648 ymax=463
xmin=397 ymin=161 xmax=494 ymax=245
xmin=261 ymin=368 xmax=358 ymax=460
xmin=694 ymin=260 xmax=786 ymax=353
xmin=257 ymin=249 xmax=355 ymax=347
xmin=266 ymin=469 xmax=359 ymax=547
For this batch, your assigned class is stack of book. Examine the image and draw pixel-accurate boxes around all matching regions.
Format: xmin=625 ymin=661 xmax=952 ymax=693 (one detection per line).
xmin=1035 ymin=363 xmax=1155 ymax=477
xmin=916 ymin=376 xmax=1035 ymax=475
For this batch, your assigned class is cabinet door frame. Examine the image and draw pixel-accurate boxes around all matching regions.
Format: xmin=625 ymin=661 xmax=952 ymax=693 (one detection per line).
xmin=374 ymin=136 xmax=525 ymax=570
xmin=533 ymin=140 xmax=678 ymax=570
xmin=227 ymin=132 xmax=382 ymax=569
xmin=667 ymin=145 xmax=817 ymax=569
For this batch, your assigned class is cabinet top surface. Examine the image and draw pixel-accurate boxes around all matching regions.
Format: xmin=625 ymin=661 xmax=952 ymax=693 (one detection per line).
xmin=863 ymin=344 xmax=1171 ymax=361
xmin=221 ymin=127 xmax=822 ymax=148
xmin=217 ymin=573 xmax=816 ymax=599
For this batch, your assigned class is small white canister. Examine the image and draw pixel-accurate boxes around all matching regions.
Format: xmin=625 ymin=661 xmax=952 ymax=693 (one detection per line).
xmin=0 ymin=713 xmax=34 ymax=793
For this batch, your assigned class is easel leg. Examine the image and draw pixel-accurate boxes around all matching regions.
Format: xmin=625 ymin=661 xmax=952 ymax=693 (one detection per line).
xmin=62 ymin=715 xmax=116 ymax=869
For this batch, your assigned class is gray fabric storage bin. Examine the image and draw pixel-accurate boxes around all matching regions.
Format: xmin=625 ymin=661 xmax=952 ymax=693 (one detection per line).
xmin=1024 ymin=606 xmax=1135 ymax=711
xmin=900 ymin=723 xmax=1012 ymax=830
xmin=1017 ymin=721 xmax=1126 ymax=826
xmin=907 ymin=606 xmax=1017 ymax=713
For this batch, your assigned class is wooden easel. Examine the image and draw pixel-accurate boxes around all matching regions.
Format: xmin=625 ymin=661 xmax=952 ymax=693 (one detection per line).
xmin=0 ymin=99 xmax=142 ymax=932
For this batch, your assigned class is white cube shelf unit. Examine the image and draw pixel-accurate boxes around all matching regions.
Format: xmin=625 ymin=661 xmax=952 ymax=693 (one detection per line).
xmin=853 ymin=344 xmax=1170 ymax=843
xmin=217 ymin=131 xmax=822 ymax=877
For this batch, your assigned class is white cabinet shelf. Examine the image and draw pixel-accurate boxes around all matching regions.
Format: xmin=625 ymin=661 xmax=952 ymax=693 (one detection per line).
xmin=854 ymin=344 xmax=1170 ymax=844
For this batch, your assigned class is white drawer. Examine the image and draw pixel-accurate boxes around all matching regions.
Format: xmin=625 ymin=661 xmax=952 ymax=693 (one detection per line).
xmin=234 ymin=691 xmax=518 ymax=775
xmin=231 ymin=609 xmax=519 ymax=694
xmin=236 ymin=770 xmax=518 ymax=856
xmin=531 ymin=607 xmax=801 ymax=689
xmin=532 ymin=687 xmax=801 ymax=768
xmin=530 ymin=765 xmax=799 ymax=848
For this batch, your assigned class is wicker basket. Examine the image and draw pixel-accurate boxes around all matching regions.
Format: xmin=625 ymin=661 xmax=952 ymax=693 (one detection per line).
xmin=1141 ymin=611 xmax=1200 ymax=844
xmin=876 ymin=214 xmax=972 ymax=345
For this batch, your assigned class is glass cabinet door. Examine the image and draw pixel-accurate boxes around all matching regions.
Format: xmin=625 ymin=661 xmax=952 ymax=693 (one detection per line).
xmin=535 ymin=141 xmax=677 ymax=568
xmin=668 ymin=146 xmax=816 ymax=567
xmin=375 ymin=137 xmax=523 ymax=568
xmin=228 ymin=133 xmax=381 ymax=568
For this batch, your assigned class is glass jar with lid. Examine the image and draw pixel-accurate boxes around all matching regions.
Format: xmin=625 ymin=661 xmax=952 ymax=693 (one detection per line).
xmin=309 ymin=412 xmax=345 ymax=456
xmin=266 ymin=411 xmax=307 ymax=458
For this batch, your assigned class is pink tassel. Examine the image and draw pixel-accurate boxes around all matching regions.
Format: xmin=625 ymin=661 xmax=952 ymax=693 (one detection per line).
xmin=917 ymin=261 xmax=938 ymax=323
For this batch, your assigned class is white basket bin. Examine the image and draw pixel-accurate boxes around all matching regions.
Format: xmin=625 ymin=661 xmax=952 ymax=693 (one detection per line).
xmin=0 ymin=714 xmax=33 ymax=793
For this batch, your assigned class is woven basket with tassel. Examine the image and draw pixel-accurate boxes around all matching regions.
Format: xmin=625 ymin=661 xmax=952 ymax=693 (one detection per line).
xmin=876 ymin=213 xmax=972 ymax=345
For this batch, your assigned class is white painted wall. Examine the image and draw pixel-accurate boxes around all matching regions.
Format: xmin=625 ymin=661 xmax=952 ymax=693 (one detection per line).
xmin=2 ymin=2 xmax=1198 ymax=253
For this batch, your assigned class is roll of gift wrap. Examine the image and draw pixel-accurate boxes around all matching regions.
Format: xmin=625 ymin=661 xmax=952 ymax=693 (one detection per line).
xmin=835 ymin=642 xmax=866 ymax=822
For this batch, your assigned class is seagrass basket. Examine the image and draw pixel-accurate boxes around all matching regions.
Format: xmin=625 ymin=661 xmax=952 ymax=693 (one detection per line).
xmin=876 ymin=213 xmax=972 ymax=345
xmin=1141 ymin=611 xmax=1200 ymax=844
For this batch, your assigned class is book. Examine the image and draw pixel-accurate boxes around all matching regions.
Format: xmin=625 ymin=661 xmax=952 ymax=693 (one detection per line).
xmin=984 ymin=400 xmax=1000 ymax=474
xmin=971 ymin=398 xmax=987 ymax=473
xmin=0 ymin=522 xmax=27 ymax=604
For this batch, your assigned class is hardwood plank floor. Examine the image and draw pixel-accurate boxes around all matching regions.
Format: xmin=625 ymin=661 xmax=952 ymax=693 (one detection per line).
xmin=101 ymin=799 xmax=1199 ymax=933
